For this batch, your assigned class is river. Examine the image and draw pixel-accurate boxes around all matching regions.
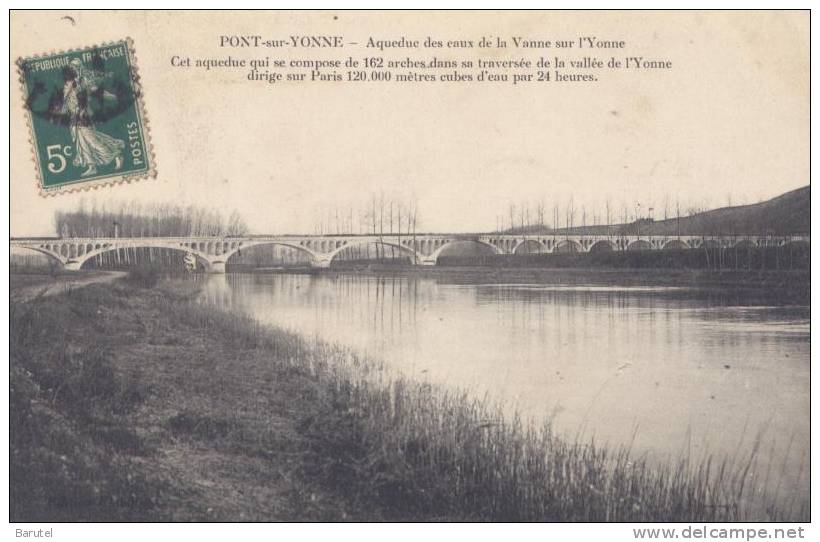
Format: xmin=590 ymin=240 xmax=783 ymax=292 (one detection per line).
xmin=196 ymin=271 xmax=809 ymax=512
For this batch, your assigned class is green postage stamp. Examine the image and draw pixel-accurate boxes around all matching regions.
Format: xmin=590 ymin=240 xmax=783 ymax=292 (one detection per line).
xmin=17 ymin=38 xmax=155 ymax=195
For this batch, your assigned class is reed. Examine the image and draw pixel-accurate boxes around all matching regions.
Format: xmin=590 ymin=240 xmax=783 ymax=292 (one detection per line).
xmin=10 ymin=280 xmax=805 ymax=521
xmin=162 ymin=285 xmax=802 ymax=522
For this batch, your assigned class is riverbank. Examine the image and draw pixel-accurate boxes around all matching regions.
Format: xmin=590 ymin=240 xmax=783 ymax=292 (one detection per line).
xmin=10 ymin=276 xmax=805 ymax=521
xmin=10 ymin=270 xmax=125 ymax=302
xmin=301 ymin=265 xmax=810 ymax=305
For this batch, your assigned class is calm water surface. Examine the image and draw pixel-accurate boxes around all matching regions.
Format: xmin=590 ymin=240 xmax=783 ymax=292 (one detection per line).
xmin=197 ymin=272 xmax=809 ymax=507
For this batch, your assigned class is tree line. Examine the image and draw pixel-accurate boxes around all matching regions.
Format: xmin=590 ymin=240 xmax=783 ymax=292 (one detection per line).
xmin=54 ymin=200 xmax=249 ymax=238
xmin=310 ymin=194 xmax=421 ymax=261
xmin=40 ymin=201 xmax=250 ymax=271
xmin=494 ymin=188 xmax=807 ymax=237
xmin=496 ymin=195 xmax=712 ymax=235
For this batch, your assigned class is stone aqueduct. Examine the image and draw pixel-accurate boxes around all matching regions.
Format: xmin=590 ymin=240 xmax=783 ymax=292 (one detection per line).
xmin=10 ymin=233 xmax=811 ymax=273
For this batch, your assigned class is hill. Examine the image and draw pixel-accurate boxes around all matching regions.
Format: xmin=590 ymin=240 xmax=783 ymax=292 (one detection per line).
xmin=508 ymin=186 xmax=810 ymax=237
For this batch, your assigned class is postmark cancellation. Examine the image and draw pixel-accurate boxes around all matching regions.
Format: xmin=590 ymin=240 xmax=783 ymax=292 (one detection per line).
xmin=17 ymin=38 xmax=156 ymax=195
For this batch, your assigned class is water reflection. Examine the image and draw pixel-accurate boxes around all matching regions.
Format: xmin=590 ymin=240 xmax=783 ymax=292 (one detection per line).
xmin=198 ymin=272 xmax=809 ymax=508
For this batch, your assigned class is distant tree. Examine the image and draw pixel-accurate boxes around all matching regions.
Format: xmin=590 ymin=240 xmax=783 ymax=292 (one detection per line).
xmin=55 ymin=200 xmax=248 ymax=238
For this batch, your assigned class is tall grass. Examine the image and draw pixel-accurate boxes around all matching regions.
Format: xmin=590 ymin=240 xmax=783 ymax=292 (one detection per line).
xmin=166 ymin=289 xmax=802 ymax=521
xmin=10 ymin=291 xmax=159 ymax=521
xmin=125 ymin=265 xmax=163 ymax=288
xmin=10 ymin=280 xmax=805 ymax=521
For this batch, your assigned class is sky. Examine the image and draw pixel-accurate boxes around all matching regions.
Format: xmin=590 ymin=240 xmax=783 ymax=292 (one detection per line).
xmin=10 ymin=10 xmax=809 ymax=236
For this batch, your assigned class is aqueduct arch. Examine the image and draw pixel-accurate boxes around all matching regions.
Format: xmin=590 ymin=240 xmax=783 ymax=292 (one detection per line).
xmin=222 ymin=241 xmax=321 ymax=267
xmin=10 ymin=233 xmax=810 ymax=272
xmin=12 ymin=246 xmax=65 ymax=267
xmin=589 ymin=240 xmax=615 ymax=252
xmin=554 ymin=239 xmax=582 ymax=253
xmin=663 ymin=239 xmax=689 ymax=250
xmin=78 ymin=245 xmax=213 ymax=271
xmin=425 ymin=239 xmax=502 ymax=264
xmin=327 ymin=239 xmax=420 ymax=264
xmin=627 ymin=239 xmax=652 ymax=251
xmin=513 ymin=239 xmax=546 ymax=254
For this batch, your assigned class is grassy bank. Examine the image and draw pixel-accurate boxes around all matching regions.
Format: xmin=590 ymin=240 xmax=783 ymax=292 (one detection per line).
xmin=10 ymin=277 xmax=805 ymax=521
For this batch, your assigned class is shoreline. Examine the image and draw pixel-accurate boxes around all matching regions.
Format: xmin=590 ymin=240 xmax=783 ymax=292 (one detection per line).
xmin=10 ymin=276 xmax=806 ymax=521
xmin=235 ymin=265 xmax=810 ymax=305
xmin=20 ymin=263 xmax=808 ymax=298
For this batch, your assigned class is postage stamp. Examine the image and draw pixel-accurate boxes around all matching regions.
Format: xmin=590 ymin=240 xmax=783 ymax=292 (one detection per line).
xmin=16 ymin=38 xmax=155 ymax=195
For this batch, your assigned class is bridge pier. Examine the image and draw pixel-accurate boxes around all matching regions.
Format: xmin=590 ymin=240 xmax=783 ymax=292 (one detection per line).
xmin=310 ymin=258 xmax=332 ymax=269
xmin=63 ymin=261 xmax=82 ymax=271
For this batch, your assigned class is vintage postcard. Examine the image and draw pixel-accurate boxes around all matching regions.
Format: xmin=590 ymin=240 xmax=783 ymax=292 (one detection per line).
xmin=7 ymin=9 xmax=812 ymax=537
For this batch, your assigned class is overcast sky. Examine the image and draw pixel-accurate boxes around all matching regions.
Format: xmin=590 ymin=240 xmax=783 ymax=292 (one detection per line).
xmin=11 ymin=10 xmax=809 ymax=236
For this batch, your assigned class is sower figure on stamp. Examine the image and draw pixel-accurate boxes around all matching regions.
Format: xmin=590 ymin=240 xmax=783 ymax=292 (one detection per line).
xmin=59 ymin=58 xmax=125 ymax=177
